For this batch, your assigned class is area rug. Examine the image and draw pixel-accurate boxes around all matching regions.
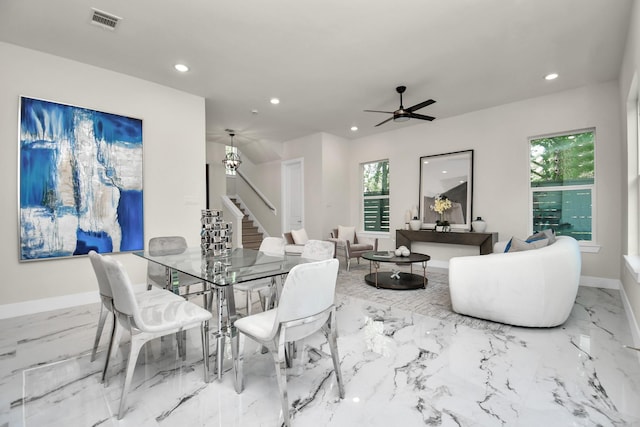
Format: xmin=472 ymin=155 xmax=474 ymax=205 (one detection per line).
xmin=334 ymin=259 xmax=509 ymax=331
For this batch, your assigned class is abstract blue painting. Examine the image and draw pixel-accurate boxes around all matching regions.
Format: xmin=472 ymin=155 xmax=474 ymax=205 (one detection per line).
xmin=19 ymin=97 xmax=143 ymax=260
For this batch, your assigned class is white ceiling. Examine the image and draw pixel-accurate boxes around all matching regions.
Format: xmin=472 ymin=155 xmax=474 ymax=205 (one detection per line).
xmin=0 ymin=0 xmax=633 ymax=163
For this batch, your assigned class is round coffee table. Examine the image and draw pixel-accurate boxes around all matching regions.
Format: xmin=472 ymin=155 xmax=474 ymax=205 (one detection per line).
xmin=361 ymin=251 xmax=430 ymax=290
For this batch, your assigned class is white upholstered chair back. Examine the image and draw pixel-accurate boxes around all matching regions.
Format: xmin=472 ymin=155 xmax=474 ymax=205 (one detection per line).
xmin=300 ymin=239 xmax=335 ymax=261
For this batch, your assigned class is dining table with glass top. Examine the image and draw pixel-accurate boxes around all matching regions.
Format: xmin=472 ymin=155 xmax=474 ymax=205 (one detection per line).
xmin=133 ymin=247 xmax=303 ymax=390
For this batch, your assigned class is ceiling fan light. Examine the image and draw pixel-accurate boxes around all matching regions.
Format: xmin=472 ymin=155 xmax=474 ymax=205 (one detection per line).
xmin=393 ymin=114 xmax=410 ymax=123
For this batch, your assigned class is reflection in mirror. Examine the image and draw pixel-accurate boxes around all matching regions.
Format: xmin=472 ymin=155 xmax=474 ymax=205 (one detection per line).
xmin=419 ymin=150 xmax=473 ymax=230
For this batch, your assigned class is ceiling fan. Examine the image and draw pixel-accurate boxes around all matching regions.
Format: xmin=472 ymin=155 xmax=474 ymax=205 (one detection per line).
xmin=365 ymin=86 xmax=436 ymax=127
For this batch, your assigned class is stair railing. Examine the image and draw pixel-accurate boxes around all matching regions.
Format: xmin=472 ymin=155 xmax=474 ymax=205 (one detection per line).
xmin=237 ymin=169 xmax=277 ymax=215
xmin=221 ymin=195 xmax=244 ymax=248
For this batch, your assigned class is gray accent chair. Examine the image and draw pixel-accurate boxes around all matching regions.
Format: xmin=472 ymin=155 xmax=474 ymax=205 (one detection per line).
xmin=329 ymin=228 xmax=378 ymax=271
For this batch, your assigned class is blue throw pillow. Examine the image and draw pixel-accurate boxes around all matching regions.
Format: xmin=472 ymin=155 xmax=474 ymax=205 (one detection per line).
xmin=527 ymin=229 xmax=556 ymax=244
xmin=504 ymin=238 xmax=513 ymax=253
xmin=507 ymin=237 xmax=549 ymax=252
xmin=504 ymin=232 xmax=553 ymax=253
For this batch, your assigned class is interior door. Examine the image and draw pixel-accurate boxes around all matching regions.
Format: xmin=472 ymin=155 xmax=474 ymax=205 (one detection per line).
xmin=282 ymin=159 xmax=304 ymax=232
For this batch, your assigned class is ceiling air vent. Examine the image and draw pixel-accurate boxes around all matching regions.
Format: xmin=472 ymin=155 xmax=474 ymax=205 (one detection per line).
xmin=91 ymin=8 xmax=121 ymax=30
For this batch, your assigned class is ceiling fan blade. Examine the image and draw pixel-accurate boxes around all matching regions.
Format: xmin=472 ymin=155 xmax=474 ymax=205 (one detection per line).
xmin=375 ymin=117 xmax=394 ymax=127
xmin=407 ymin=99 xmax=435 ymax=112
xmin=364 ymin=109 xmax=394 ymax=114
xmin=408 ymin=112 xmax=435 ymax=121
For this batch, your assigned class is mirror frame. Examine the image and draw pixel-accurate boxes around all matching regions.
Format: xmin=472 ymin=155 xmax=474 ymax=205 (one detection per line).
xmin=419 ymin=149 xmax=474 ymax=230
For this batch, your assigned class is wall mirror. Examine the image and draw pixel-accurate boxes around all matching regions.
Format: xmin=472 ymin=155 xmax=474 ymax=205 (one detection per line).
xmin=419 ymin=150 xmax=474 ymax=230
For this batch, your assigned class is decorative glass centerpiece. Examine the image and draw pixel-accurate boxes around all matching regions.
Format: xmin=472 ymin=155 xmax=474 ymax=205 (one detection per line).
xmin=200 ymin=209 xmax=233 ymax=256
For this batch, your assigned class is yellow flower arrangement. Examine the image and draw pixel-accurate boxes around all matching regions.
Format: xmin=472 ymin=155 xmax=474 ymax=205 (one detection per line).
xmin=432 ymin=195 xmax=452 ymax=215
xmin=430 ymin=195 xmax=452 ymax=227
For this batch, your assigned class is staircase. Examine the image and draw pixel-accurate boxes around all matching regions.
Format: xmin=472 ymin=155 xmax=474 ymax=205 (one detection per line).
xmin=230 ymin=198 xmax=263 ymax=250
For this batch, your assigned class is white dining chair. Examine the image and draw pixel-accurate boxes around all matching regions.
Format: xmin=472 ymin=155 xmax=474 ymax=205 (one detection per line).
xmin=234 ymin=237 xmax=285 ymax=315
xmin=233 ymin=258 xmax=344 ymax=426
xmin=284 ymin=239 xmax=337 ymax=364
xmin=88 ymin=251 xmax=184 ymax=377
xmin=101 ymin=255 xmax=213 ymax=419
xmin=300 ymin=239 xmax=335 ymax=261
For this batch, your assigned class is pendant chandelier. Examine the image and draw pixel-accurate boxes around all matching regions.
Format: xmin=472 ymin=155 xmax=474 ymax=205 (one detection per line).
xmin=222 ymin=132 xmax=242 ymax=171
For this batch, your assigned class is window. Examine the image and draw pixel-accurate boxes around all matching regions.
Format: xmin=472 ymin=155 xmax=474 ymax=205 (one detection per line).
xmin=224 ymin=145 xmax=238 ymax=176
xmin=530 ymin=129 xmax=595 ymax=241
xmin=362 ymin=160 xmax=389 ymax=232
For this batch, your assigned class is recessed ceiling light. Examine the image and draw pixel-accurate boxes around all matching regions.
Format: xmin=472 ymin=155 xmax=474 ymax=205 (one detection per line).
xmin=544 ymin=73 xmax=558 ymax=81
xmin=270 ymin=98 xmax=280 ymax=105
xmin=442 ymin=170 xmax=448 ymax=174
xmin=174 ymin=63 xmax=189 ymax=73
xmin=350 ymin=126 xmax=358 ymax=131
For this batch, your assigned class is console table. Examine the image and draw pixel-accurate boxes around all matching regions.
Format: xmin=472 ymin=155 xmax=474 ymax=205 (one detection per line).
xmin=396 ymin=229 xmax=498 ymax=255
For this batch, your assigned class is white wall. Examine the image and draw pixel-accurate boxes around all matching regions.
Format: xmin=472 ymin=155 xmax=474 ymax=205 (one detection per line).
xmin=278 ymin=132 xmax=351 ymax=241
xmin=0 ymin=42 xmax=206 ymax=305
xmin=206 ymin=142 xmax=226 ymax=210
xmin=348 ymin=81 xmax=623 ymax=279
xmin=321 ymin=133 xmax=350 ymax=239
xmin=283 ymin=133 xmax=324 ymax=239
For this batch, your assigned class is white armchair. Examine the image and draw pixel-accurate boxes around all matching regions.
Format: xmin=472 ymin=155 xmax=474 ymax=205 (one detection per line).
xmin=282 ymin=229 xmax=307 ymax=255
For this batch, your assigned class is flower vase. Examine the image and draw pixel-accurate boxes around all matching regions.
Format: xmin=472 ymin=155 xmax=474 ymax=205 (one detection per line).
xmin=472 ymin=217 xmax=487 ymax=232
xmin=436 ymin=213 xmax=449 ymax=232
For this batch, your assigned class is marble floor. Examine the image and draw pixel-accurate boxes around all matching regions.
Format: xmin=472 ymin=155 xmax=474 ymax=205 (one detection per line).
xmin=1 ymin=263 xmax=640 ymax=426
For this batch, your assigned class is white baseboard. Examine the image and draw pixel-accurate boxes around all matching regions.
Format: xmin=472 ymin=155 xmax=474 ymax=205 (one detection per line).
xmin=618 ymin=283 xmax=640 ymax=364
xmin=579 ymin=275 xmax=621 ymax=289
xmin=0 ymin=283 xmax=147 ymax=320
xmin=428 ymin=259 xmax=450 ymax=270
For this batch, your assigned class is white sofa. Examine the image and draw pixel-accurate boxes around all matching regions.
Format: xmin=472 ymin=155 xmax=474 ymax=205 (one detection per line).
xmin=448 ymin=236 xmax=581 ymax=327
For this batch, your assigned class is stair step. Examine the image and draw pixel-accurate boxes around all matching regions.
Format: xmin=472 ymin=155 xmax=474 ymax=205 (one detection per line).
xmin=229 ymin=200 xmax=265 ymax=250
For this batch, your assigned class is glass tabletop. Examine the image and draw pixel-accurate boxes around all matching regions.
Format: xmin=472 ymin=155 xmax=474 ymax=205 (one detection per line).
xmin=362 ymin=250 xmax=430 ymax=263
xmin=133 ymin=247 xmax=302 ymax=286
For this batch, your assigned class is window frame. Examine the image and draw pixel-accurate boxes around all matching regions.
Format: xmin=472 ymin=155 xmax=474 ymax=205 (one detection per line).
xmin=361 ymin=159 xmax=390 ymax=234
xmin=528 ymin=128 xmax=596 ymax=245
